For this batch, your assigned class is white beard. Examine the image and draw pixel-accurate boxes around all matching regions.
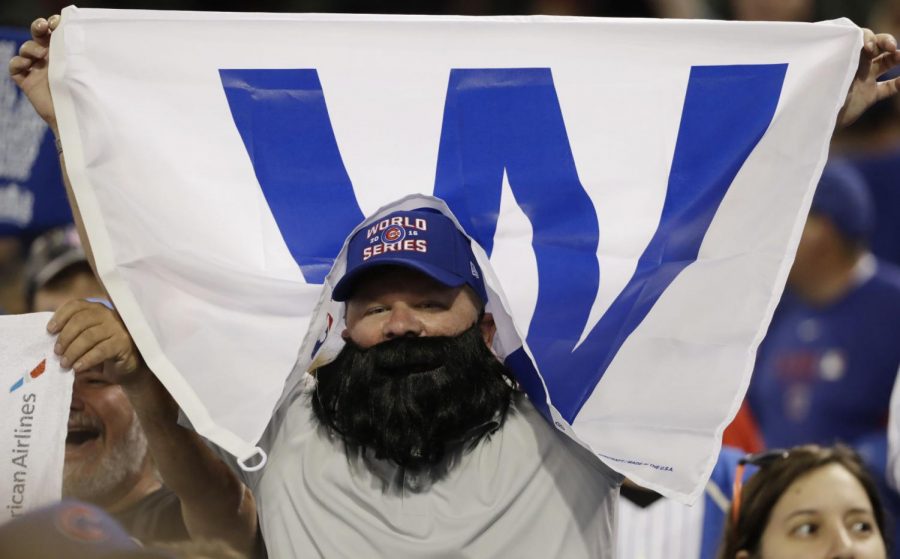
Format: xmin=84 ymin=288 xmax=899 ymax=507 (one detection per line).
xmin=62 ymin=410 xmax=150 ymax=503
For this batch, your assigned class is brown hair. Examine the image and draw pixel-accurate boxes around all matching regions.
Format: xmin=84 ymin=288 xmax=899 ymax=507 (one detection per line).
xmin=718 ymin=444 xmax=890 ymax=559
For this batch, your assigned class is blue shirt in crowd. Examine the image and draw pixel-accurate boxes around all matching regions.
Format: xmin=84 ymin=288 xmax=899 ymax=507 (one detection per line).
xmin=749 ymin=257 xmax=900 ymax=449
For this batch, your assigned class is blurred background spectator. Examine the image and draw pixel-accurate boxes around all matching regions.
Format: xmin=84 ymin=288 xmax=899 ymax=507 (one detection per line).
xmin=62 ymin=354 xmax=191 ymax=546
xmin=0 ymin=500 xmax=166 ymax=559
xmin=0 ymin=237 xmax=24 ymax=314
xmin=0 ymin=500 xmax=244 ymax=559
xmin=1 ymin=25 xmax=73 ymax=314
xmin=20 ymin=226 xmax=191 ymax=544
xmin=747 ymin=162 xmax=900 ymax=556
xmin=25 ymin=225 xmax=103 ymax=311
xmin=18 ymin=226 xmax=189 ymax=544
xmin=748 ymin=162 xmax=900 ymax=453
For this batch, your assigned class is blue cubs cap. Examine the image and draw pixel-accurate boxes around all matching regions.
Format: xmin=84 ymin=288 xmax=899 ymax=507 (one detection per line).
xmin=332 ymin=209 xmax=488 ymax=304
xmin=0 ymin=500 xmax=169 ymax=558
xmin=811 ymin=162 xmax=874 ymax=243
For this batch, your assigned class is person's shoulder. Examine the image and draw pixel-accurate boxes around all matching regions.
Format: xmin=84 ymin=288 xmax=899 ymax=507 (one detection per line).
xmin=501 ymin=395 xmax=623 ymax=487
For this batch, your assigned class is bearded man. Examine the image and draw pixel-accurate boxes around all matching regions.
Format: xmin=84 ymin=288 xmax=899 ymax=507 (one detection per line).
xmin=244 ymin=209 xmax=623 ymax=556
xmin=25 ymin=226 xmax=187 ymax=544
xmin=64 ymin=365 xmax=189 ymax=544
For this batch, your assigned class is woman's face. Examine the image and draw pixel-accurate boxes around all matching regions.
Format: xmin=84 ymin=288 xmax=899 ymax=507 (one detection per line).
xmin=746 ymin=463 xmax=886 ymax=559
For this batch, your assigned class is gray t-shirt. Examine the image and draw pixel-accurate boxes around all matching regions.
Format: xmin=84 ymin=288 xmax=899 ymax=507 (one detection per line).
xmin=241 ymin=378 xmax=621 ymax=558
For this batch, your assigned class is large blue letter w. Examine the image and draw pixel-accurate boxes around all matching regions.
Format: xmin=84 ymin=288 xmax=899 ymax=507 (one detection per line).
xmin=220 ymin=64 xmax=786 ymax=422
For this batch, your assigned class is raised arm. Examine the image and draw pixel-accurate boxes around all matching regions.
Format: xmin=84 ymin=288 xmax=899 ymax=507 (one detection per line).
xmin=9 ymin=16 xmax=94 ymax=270
xmin=48 ymin=301 xmax=259 ymax=552
xmin=9 ymin=16 xmax=258 ymax=553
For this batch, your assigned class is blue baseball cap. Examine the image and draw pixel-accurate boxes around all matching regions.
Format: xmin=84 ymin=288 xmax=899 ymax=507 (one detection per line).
xmin=0 ymin=500 xmax=169 ymax=558
xmin=811 ymin=162 xmax=874 ymax=243
xmin=332 ymin=209 xmax=487 ymax=303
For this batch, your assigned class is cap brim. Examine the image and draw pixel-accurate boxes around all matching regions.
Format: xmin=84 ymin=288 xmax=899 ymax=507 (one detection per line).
xmin=30 ymin=250 xmax=88 ymax=292
xmin=332 ymin=258 xmax=468 ymax=301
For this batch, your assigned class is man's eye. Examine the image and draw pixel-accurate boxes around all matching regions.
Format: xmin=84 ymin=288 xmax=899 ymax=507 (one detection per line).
xmin=79 ymin=376 xmax=107 ymax=387
xmin=791 ymin=523 xmax=818 ymax=537
xmin=419 ymin=301 xmax=446 ymax=310
xmin=364 ymin=306 xmax=387 ymax=316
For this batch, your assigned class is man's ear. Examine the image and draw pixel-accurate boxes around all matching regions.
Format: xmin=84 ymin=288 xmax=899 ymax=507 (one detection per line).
xmin=735 ymin=551 xmax=750 ymax=559
xmin=479 ymin=312 xmax=496 ymax=347
xmin=341 ymin=328 xmax=350 ymax=341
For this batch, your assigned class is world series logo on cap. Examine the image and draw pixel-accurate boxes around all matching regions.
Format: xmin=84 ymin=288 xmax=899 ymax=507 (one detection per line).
xmin=361 ymin=216 xmax=428 ymax=261
xmin=383 ymin=224 xmax=406 ymax=244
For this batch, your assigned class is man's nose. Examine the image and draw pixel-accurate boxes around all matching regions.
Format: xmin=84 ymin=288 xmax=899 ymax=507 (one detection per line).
xmin=382 ymin=305 xmax=424 ymax=339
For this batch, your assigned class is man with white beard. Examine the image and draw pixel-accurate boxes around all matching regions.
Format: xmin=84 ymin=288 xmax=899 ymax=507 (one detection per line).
xmin=63 ymin=364 xmax=188 ymax=543
xmin=26 ymin=225 xmax=188 ymax=544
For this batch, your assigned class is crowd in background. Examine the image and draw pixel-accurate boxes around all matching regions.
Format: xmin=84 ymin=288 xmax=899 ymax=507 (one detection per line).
xmin=1 ymin=0 xmax=899 ymax=558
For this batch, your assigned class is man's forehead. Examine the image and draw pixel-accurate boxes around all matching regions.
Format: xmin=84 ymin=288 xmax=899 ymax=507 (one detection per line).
xmin=347 ymin=266 xmax=460 ymax=300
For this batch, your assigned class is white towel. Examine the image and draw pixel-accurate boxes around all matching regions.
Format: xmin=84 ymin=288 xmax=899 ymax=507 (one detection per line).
xmin=0 ymin=312 xmax=72 ymax=524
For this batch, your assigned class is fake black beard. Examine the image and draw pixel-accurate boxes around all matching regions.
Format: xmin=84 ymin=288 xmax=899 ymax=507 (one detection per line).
xmin=312 ymin=323 xmax=516 ymax=471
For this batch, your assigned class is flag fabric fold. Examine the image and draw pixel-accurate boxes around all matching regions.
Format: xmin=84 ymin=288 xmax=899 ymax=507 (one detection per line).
xmin=49 ymin=6 xmax=860 ymax=500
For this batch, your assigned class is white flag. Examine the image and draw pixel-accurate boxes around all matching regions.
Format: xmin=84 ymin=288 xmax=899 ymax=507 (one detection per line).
xmin=0 ymin=313 xmax=72 ymax=523
xmin=49 ymin=6 xmax=860 ymax=500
